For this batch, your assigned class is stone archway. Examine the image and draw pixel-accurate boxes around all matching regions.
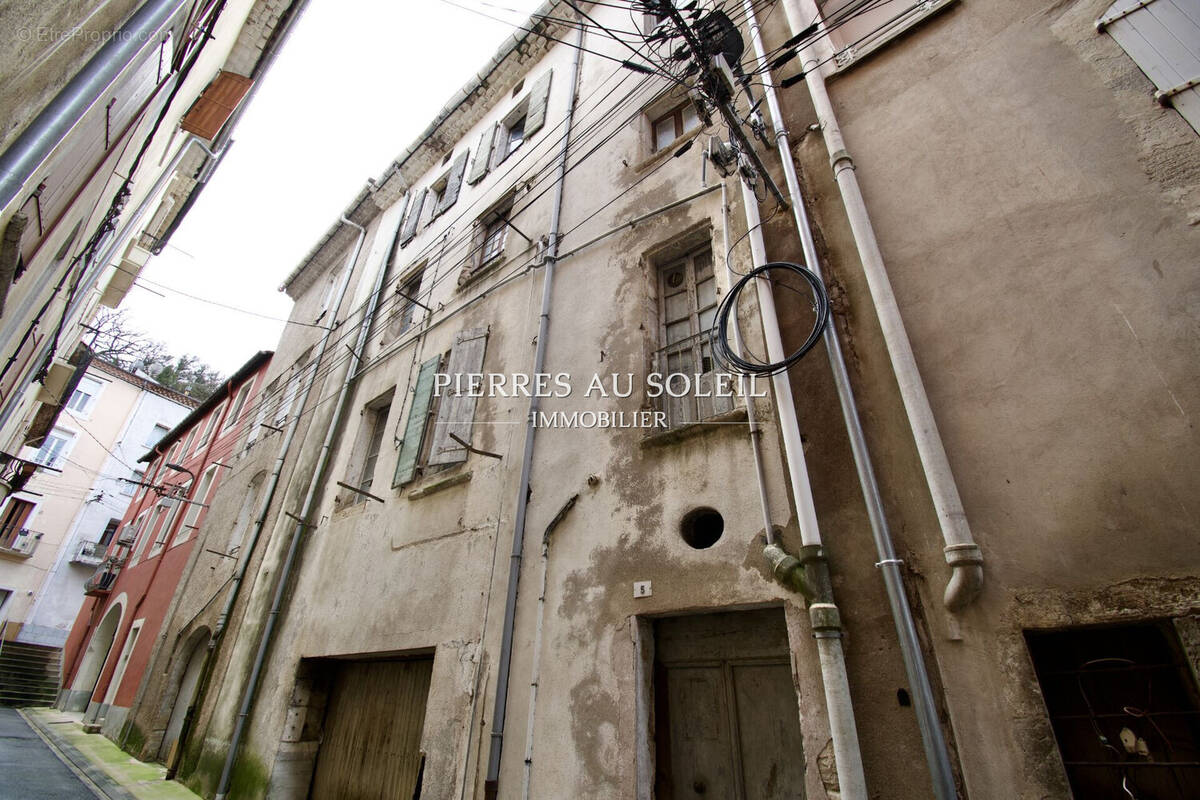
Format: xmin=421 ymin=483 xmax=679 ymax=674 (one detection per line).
xmin=157 ymin=627 xmax=210 ymax=763
xmin=65 ymin=597 xmax=124 ymax=712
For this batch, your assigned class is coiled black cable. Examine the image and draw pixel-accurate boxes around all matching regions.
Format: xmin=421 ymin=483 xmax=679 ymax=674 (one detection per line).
xmin=710 ymin=261 xmax=830 ymax=376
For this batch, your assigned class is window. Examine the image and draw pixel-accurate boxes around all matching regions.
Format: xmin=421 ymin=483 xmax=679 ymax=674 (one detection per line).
xmin=144 ymin=423 xmax=170 ymax=449
xmin=393 ymin=327 xmax=490 ymax=487
xmin=652 ymin=102 xmax=700 ymax=152
xmin=1099 ymin=0 xmax=1200 ymax=134
xmin=121 ymin=468 xmax=144 ymax=496
xmin=245 ymin=383 xmax=268 ymax=448
xmin=275 ymin=374 xmax=300 ymax=427
xmin=195 ymin=403 xmax=224 ymax=451
xmin=504 ymin=114 xmax=526 ymax=157
xmin=0 ymin=499 xmax=35 ymax=549
xmin=130 ymin=511 xmax=153 ymax=563
xmin=180 ymin=465 xmax=218 ymax=538
xmin=461 ymin=196 xmax=516 ymax=286
xmin=351 ymin=394 xmax=392 ymax=504
xmin=33 ymin=428 xmax=74 ymax=468
xmin=466 ymin=69 xmax=553 ymax=186
xmin=318 ymin=271 xmax=341 ymax=318
xmin=66 ymin=375 xmax=104 ymax=415
xmin=384 ymin=268 xmax=425 ymax=346
xmin=97 ymin=518 xmax=120 ymax=547
xmin=153 ymin=480 xmax=190 ymax=552
xmin=181 ymin=426 xmax=197 ymax=458
xmin=654 ymin=242 xmax=731 ymax=427
xmin=1026 ymin=622 xmax=1200 ymax=798
xmin=224 ymin=382 xmax=251 ymax=431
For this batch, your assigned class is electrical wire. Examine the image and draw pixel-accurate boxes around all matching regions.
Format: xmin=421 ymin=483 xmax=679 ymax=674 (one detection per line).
xmin=710 ymin=262 xmax=829 ymax=376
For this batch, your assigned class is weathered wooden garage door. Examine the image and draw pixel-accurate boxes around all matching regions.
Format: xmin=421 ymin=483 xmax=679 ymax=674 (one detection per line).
xmin=310 ymin=657 xmax=433 ymax=800
xmin=654 ymin=608 xmax=805 ymax=800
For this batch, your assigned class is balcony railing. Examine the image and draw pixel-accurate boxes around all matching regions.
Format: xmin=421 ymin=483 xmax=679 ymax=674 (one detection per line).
xmin=0 ymin=528 xmax=41 ymax=558
xmin=71 ymin=540 xmax=106 ymax=567
xmin=0 ymin=451 xmax=39 ymax=495
xmin=653 ymin=331 xmax=738 ymax=429
xmin=83 ymin=558 xmax=121 ymax=596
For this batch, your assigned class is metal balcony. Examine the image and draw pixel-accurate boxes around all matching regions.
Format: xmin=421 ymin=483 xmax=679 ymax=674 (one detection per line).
xmin=653 ymin=331 xmax=738 ymax=429
xmin=71 ymin=540 xmax=106 ymax=567
xmin=83 ymin=558 xmax=121 ymax=596
xmin=0 ymin=451 xmax=39 ymax=496
xmin=0 ymin=528 xmax=41 ymax=558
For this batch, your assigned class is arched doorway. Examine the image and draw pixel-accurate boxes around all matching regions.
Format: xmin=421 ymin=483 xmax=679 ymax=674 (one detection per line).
xmin=158 ymin=628 xmax=210 ymax=763
xmin=66 ymin=597 xmax=124 ymax=712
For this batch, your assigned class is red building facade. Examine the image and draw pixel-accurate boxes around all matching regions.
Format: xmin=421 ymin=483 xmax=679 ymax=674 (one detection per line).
xmin=58 ymin=351 xmax=272 ymax=742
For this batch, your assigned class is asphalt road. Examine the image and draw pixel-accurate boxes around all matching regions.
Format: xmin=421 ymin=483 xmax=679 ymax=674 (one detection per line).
xmin=0 ymin=707 xmax=99 ymax=799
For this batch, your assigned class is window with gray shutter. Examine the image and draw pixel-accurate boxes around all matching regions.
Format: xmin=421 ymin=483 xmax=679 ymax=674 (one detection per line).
xmin=427 ymin=328 xmax=489 ymax=466
xmin=524 ymin=69 xmax=553 ymax=137
xmin=399 ymin=188 xmax=426 ymax=246
xmin=1100 ymin=0 xmax=1200 ymax=134
xmin=466 ymin=127 xmax=494 ymax=184
xmin=393 ymin=356 xmax=441 ymax=487
xmin=434 ymin=150 xmax=470 ymax=216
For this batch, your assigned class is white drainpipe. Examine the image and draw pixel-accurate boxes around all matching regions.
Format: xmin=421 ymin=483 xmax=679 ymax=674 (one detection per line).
xmin=781 ymin=0 xmax=984 ymax=611
xmin=740 ymin=179 xmax=869 ymax=800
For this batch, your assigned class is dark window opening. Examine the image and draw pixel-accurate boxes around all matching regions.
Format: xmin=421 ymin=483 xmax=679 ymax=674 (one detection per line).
xmin=1026 ymin=622 xmax=1200 ymax=799
xmin=506 ymin=115 xmax=526 ymax=156
xmin=98 ymin=518 xmax=120 ymax=547
xmin=511 ymin=77 xmax=524 ymax=97
xmin=355 ymin=399 xmax=392 ymax=503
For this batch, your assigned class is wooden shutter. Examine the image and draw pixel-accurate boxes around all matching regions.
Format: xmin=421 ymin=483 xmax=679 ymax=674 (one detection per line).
xmin=427 ymin=327 xmax=489 ymax=466
xmin=488 ymin=123 xmax=507 ymax=170
xmin=466 ymin=127 xmax=494 ymax=184
xmin=434 ymin=150 xmax=470 ymax=216
xmin=399 ymin=188 xmax=427 ymax=247
xmin=180 ymin=70 xmax=254 ymax=139
xmin=393 ymin=356 xmax=440 ymax=486
xmin=525 ymin=69 xmax=554 ymax=137
xmin=1101 ymin=0 xmax=1200 ymax=133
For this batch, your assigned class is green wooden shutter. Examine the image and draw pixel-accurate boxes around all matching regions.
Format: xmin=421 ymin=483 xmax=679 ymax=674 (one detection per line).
xmin=524 ymin=69 xmax=553 ymax=137
xmin=393 ymin=356 xmax=440 ymax=487
xmin=435 ymin=150 xmax=470 ymax=216
xmin=399 ymin=188 xmax=426 ymax=247
xmin=427 ymin=328 xmax=489 ymax=466
xmin=466 ymin=127 xmax=493 ymax=185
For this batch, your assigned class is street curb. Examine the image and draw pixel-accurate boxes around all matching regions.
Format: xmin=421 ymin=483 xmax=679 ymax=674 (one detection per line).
xmin=17 ymin=708 xmax=138 ymax=800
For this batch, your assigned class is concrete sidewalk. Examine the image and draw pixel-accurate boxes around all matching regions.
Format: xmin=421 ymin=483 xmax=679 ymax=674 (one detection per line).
xmin=17 ymin=708 xmax=202 ymax=800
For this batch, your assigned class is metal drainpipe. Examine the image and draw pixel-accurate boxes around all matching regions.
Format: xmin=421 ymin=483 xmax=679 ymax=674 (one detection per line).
xmin=484 ymin=23 xmax=584 ymax=800
xmin=739 ymin=177 xmax=869 ymax=800
xmin=0 ymin=0 xmax=192 ymax=214
xmin=165 ymin=233 xmax=355 ymax=780
xmin=212 ymin=214 xmax=375 ymax=800
xmin=742 ymin=2 xmax=958 ymax=797
xmin=0 ymin=134 xmax=221 ymax=441
xmin=780 ymin=0 xmax=983 ymax=611
xmin=718 ymin=179 xmax=775 ymax=546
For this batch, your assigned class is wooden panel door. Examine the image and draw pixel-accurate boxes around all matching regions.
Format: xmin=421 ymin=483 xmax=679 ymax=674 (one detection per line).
xmin=310 ymin=658 xmax=433 ymax=800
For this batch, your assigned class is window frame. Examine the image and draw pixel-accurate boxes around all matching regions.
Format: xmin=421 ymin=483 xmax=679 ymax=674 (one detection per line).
xmin=650 ymin=102 xmax=700 ymax=153
xmin=66 ymin=374 xmax=105 ymax=416
xmin=178 ymin=464 xmax=218 ymax=542
xmin=33 ymin=427 xmax=76 ymax=468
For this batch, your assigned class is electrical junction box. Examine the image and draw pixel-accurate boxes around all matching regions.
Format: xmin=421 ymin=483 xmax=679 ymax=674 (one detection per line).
xmin=634 ymin=581 xmax=652 ymax=599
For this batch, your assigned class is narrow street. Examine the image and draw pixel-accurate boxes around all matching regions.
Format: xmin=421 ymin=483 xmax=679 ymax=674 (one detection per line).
xmin=0 ymin=708 xmax=99 ymax=799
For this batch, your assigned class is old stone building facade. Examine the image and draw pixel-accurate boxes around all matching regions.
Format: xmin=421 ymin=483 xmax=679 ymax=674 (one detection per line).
xmin=68 ymin=2 xmax=1200 ymax=799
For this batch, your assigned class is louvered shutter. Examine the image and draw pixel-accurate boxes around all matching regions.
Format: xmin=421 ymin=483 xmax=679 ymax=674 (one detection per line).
xmin=466 ymin=127 xmax=494 ymax=185
xmin=488 ymin=123 xmax=507 ymax=170
xmin=399 ymin=188 xmax=427 ymax=247
xmin=434 ymin=150 xmax=470 ymax=216
xmin=393 ymin=356 xmax=440 ymax=487
xmin=1100 ymin=0 xmax=1200 ymax=133
xmin=525 ymin=69 xmax=553 ymax=137
xmin=427 ymin=328 xmax=489 ymax=466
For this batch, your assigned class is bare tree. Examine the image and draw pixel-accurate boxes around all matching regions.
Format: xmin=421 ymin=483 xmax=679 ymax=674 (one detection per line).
xmin=86 ymin=307 xmax=224 ymax=401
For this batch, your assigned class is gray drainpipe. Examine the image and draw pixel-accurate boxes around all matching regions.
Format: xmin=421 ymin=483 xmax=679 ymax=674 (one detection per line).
xmin=0 ymin=0 xmax=192 ymax=215
xmin=742 ymin=2 xmax=958 ymax=797
xmin=211 ymin=212 xmax=383 ymax=800
xmin=484 ymin=21 xmax=584 ymax=800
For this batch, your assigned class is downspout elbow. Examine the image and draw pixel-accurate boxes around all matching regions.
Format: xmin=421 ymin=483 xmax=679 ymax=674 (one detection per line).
xmin=943 ymin=543 xmax=983 ymax=611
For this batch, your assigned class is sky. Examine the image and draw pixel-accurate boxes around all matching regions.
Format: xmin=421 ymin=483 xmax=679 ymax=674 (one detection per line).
xmin=122 ymin=0 xmax=547 ymax=375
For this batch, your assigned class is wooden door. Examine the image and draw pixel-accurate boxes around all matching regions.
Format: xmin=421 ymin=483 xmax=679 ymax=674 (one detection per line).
xmin=310 ymin=657 xmax=433 ymax=800
xmin=654 ymin=609 xmax=805 ymax=800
